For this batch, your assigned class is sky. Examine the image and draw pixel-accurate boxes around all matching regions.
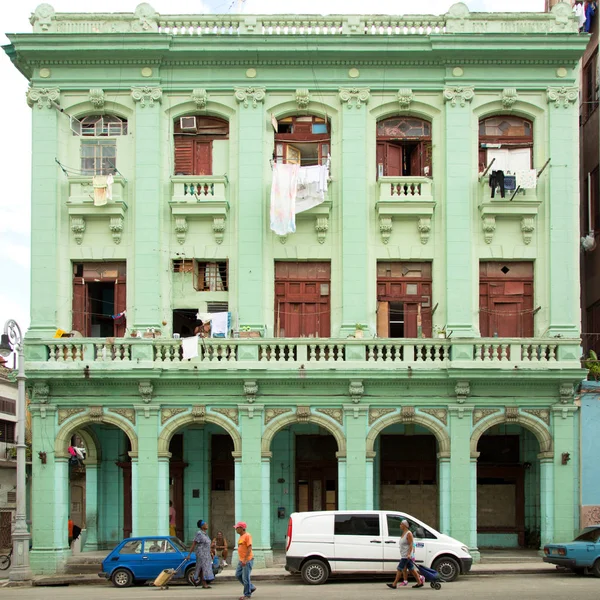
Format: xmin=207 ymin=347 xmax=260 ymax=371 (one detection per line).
xmin=0 ymin=0 xmax=545 ymax=338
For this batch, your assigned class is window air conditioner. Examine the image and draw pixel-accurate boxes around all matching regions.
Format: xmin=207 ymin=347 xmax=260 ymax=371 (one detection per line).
xmin=180 ymin=116 xmax=197 ymax=131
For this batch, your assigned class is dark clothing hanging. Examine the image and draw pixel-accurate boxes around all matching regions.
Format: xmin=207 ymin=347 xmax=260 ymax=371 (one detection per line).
xmin=504 ymin=175 xmax=517 ymax=192
xmin=489 ymin=170 xmax=505 ymax=198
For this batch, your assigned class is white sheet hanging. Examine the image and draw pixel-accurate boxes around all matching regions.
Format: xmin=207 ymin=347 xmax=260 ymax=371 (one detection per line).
xmin=295 ymin=164 xmax=329 ymax=214
xmin=182 ymin=335 xmax=199 ymax=360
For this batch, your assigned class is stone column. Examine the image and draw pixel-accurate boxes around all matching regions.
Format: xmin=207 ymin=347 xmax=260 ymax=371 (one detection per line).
xmin=438 ymin=452 xmax=451 ymax=534
xmin=448 ymin=405 xmax=478 ymax=559
xmin=551 ymin=404 xmax=578 ymax=541
xmin=365 ymin=452 xmax=375 ymax=511
xmin=130 ymin=452 xmax=139 ymax=536
xmin=337 ymin=455 xmax=347 ymax=510
xmin=539 ymin=454 xmax=554 ymax=547
xmin=339 ymin=88 xmax=370 ymax=336
xmin=343 ymin=405 xmax=368 ymax=509
xmin=443 ymin=86 xmax=477 ymax=339
xmin=84 ymin=462 xmax=99 ymax=551
xmin=546 ymin=87 xmax=580 ymax=338
xmin=131 ymin=87 xmax=163 ymax=332
xmin=158 ymin=453 xmax=171 ymax=536
xmin=27 ymin=88 xmax=60 ymax=337
xmin=235 ymin=87 xmax=266 ymax=333
xmin=237 ymin=405 xmax=272 ymax=567
xmin=133 ymin=405 xmax=161 ymax=535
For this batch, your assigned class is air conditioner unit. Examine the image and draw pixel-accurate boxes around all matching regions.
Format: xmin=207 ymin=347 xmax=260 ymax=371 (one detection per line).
xmin=180 ymin=116 xmax=197 ymax=131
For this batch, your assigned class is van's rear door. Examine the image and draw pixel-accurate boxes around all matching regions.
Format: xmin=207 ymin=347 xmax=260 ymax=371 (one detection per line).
xmin=333 ymin=513 xmax=383 ymax=572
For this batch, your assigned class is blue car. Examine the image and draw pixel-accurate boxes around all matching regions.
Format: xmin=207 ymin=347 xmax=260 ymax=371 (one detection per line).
xmin=99 ymin=536 xmax=196 ymax=587
xmin=543 ymin=526 xmax=600 ymax=576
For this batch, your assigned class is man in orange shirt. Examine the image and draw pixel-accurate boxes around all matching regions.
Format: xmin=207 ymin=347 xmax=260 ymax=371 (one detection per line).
xmin=234 ymin=521 xmax=256 ymax=600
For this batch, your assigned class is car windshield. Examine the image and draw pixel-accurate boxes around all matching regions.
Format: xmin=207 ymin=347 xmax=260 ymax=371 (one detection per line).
xmin=573 ymin=528 xmax=600 ymax=543
xmin=170 ymin=537 xmax=188 ymax=552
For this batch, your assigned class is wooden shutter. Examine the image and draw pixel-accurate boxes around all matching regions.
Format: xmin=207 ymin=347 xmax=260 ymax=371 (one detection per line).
xmin=114 ymin=277 xmax=127 ymax=337
xmin=404 ymin=303 xmax=419 ymax=338
xmin=422 ymin=141 xmax=433 ymax=176
xmin=174 ymin=137 xmax=194 ymax=175
xmin=377 ymin=301 xmax=389 ymax=337
xmin=386 ymin=143 xmax=402 ymax=176
xmin=376 ymin=142 xmax=385 ymax=178
xmin=421 ymin=307 xmax=433 ymax=338
xmin=410 ymin=144 xmax=422 ymax=176
xmin=72 ymin=277 xmax=88 ymax=336
xmin=194 ymin=141 xmax=212 ymax=175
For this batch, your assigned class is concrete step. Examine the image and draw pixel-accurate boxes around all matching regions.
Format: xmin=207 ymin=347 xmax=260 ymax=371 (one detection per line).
xmin=65 ymin=563 xmax=102 ymax=574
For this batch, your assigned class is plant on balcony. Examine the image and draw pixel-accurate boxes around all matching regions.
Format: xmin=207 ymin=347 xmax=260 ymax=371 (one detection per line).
xmin=354 ymin=323 xmax=366 ymax=339
xmin=433 ymin=325 xmax=446 ymax=339
xmin=584 ymin=350 xmax=600 ymax=381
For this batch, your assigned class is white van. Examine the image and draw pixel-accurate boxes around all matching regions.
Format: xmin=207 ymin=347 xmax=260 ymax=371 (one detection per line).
xmin=285 ymin=510 xmax=472 ymax=584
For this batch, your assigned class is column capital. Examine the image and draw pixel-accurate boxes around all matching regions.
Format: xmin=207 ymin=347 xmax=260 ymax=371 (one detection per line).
xmin=26 ymin=86 xmax=60 ymax=109
xmin=28 ymin=403 xmax=56 ymax=419
xmin=238 ymin=403 xmax=264 ymax=419
xmin=448 ymin=404 xmax=475 ymax=419
xmin=234 ymin=86 xmax=265 ymax=108
xmin=443 ymin=86 xmax=474 ymax=107
xmin=342 ymin=404 xmax=369 ymax=419
xmin=131 ymin=86 xmax=162 ymax=107
xmin=339 ymin=87 xmax=370 ymax=109
xmin=133 ymin=404 xmax=160 ymax=419
xmin=551 ymin=404 xmax=578 ymax=419
xmin=547 ymin=86 xmax=578 ymax=109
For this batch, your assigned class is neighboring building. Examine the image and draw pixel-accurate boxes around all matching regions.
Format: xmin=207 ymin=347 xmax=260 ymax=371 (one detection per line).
xmin=4 ymin=2 xmax=587 ymax=574
xmin=578 ymin=382 xmax=600 ymax=530
xmin=0 ymin=357 xmax=18 ymax=549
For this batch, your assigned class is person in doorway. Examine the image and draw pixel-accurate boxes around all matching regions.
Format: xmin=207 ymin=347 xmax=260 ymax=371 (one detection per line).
xmin=386 ymin=519 xmax=424 ymax=589
xmin=169 ymin=501 xmax=176 ymax=537
xmin=234 ymin=521 xmax=256 ymax=600
xmin=211 ymin=530 xmax=229 ymax=566
xmin=186 ymin=519 xmax=214 ymax=589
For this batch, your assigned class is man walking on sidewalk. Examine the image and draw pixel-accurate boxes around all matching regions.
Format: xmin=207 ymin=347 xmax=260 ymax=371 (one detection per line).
xmin=234 ymin=521 xmax=256 ymax=599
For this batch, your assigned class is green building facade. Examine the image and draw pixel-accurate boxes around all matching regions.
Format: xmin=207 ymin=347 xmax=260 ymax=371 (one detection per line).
xmin=4 ymin=1 xmax=587 ymax=574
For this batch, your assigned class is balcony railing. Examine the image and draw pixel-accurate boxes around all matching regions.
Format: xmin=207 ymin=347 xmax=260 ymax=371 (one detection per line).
xmin=31 ymin=338 xmax=581 ymax=369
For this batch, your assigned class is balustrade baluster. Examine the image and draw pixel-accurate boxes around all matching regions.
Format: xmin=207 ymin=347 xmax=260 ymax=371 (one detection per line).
xmin=415 ymin=344 xmax=423 ymax=362
xmin=500 ymin=345 xmax=508 ymax=361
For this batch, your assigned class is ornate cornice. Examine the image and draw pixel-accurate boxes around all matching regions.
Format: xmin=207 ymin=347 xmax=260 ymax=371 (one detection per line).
xmin=234 ymin=86 xmax=265 ymax=108
xmin=443 ymin=86 xmax=475 ymax=107
xmin=547 ymin=86 xmax=578 ymax=108
xmin=339 ymin=87 xmax=370 ymax=108
xmin=27 ymin=87 xmax=60 ymax=109
xmin=131 ymin=86 xmax=162 ymax=107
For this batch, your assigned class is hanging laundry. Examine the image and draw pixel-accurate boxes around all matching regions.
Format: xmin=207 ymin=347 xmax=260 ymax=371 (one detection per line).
xmin=196 ymin=312 xmax=213 ymax=324
xmin=270 ymin=163 xmax=300 ymax=235
xmin=93 ymin=175 xmax=108 ymax=206
xmin=503 ymin=175 xmax=517 ymax=192
xmin=574 ymin=1 xmax=586 ymax=31
xmin=515 ymin=169 xmax=537 ymax=190
xmin=295 ymin=164 xmax=329 ymax=214
xmin=584 ymin=2 xmax=596 ymax=34
xmin=182 ymin=335 xmax=199 ymax=360
xmin=111 ymin=310 xmax=126 ymax=326
xmin=210 ymin=312 xmax=231 ymax=338
xmin=106 ymin=173 xmax=114 ymax=200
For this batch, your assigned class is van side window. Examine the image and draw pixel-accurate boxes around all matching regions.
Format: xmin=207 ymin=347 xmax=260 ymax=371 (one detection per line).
xmin=386 ymin=515 xmax=437 ymax=540
xmin=334 ymin=515 xmax=380 ymax=536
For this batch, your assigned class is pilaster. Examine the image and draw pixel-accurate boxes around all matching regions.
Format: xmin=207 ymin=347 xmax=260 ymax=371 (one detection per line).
xmin=343 ymin=405 xmax=368 ymax=509
xmin=546 ymin=87 xmax=580 ymax=337
xmin=27 ymin=88 xmax=60 ymax=337
xmin=444 ymin=87 xmax=477 ymax=337
xmin=235 ymin=87 xmax=266 ymax=331
xmin=339 ymin=88 xmax=370 ymax=335
xmin=438 ymin=452 xmax=451 ymax=535
xmin=84 ymin=462 xmax=99 ymax=550
xmin=131 ymin=86 xmax=163 ymax=330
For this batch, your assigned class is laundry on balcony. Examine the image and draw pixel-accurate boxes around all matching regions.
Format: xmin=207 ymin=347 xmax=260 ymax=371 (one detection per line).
xmin=195 ymin=311 xmax=232 ymax=338
xmin=92 ymin=173 xmax=114 ymax=206
xmin=270 ymin=163 xmax=329 ymax=235
xmin=182 ymin=335 xmax=199 ymax=360
xmin=515 ymin=169 xmax=537 ymax=189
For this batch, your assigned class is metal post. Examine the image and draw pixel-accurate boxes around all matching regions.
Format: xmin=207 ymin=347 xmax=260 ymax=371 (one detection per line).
xmin=3 ymin=321 xmax=33 ymax=581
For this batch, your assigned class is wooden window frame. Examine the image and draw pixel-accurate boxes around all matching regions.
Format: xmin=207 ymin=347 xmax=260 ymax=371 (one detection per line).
xmin=193 ymin=260 xmax=228 ymax=292
xmin=479 ymin=115 xmax=534 ymax=172
xmin=274 ymin=115 xmax=331 ymax=166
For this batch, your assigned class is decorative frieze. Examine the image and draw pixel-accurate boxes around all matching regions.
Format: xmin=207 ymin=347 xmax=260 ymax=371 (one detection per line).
xmin=547 ymin=86 xmax=578 ymax=109
xmin=339 ymin=87 xmax=370 ymax=109
xmin=296 ymin=406 xmax=311 ymax=423
xmin=244 ymin=380 xmax=258 ymax=403
xmin=264 ymin=407 xmax=292 ymax=425
xmin=369 ymin=407 xmax=396 ymax=426
xmin=70 ymin=217 xmax=86 ymax=245
xmin=397 ymin=88 xmax=414 ymax=110
xmin=505 ymin=406 xmax=519 ymax=422
xmin=139 ymin=380 xmax=154 ymax=403
xmin=58 ymin=408 xmax=85 ymax=426
xmin=26 ymin=87 xmax=60 ymax=109
xmin=212 ymin=407 xmax=239 ymax=426
xmin=234 ymin=87 xmax=266 ymax=108
xmin=131 ymin=86 xmax=162 ymax=107
xmin=191 ymin=88 xmax=208 ymax=109
xmin=349 ymin=381 xmax=364 ymax=403
xmin=191 ymin=404 xmax=206 ymax=423
xmin=109 ymin=408 xmax=136 ymax=425
xmin=161 ymin=407 xmax=187 ymax=425
xmin=522 ymin=408 xmax=550 ymax=426
xmin=443 ymin=86 xmax=475 ymax=107
xmin=501 ymin=88 xmax=518 ymax=109
xmin=295 ymin=88 xmax=310 ymax=109
xmin=472 ymin=408 xmax=500 ymax=425
xmin=109 ymin=217 xmax=124 ymax=244
xmin=316 ymin=408 xmax=343 ymax=425
xmin=88 ymin=88 xmax=105 ymax=108
xmin=419 ymin=408 xmax=448 ymax=426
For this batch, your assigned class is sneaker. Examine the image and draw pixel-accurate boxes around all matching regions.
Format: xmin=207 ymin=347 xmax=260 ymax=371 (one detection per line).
xmin=223 ymin=561 xmax=228 ymax=567
xmin=412 ymin=583 xmax=424 ymax=588
xmin=420 ymin=576 xmax=425 ymax=584
xmin=399 ymin=581 xmax=408 ymax=586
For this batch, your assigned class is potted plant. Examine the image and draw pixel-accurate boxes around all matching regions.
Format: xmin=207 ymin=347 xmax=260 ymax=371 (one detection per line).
xmin=354 ymin=323 xmax=366 ymax=339
xmin=433 ymin=325 xmax=446 ymax=339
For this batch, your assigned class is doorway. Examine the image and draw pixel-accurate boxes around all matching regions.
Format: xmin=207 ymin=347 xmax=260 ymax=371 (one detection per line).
xmin=295 ymin=435 xmax=337 ymax=512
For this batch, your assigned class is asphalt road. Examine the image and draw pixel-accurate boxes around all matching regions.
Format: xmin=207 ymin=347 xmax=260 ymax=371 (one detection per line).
xmin=1 ymin=573 xmax=599 ymax=600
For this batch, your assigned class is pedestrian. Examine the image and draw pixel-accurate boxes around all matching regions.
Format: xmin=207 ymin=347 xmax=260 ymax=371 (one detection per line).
xmin=169 ymin=501 xmax=176 ymax=537
xmin=186 ymin=519 xmax=215 ymax=589
xmin=386 ymin=519 xmax=424 ymax=589
xmin=211 ymin=530 xmax=229 ymax=566
xmin=234 ymin=521 xmax=256 ymax=600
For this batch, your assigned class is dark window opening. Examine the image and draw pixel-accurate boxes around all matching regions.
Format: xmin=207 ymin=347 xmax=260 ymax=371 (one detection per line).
xmin=0 ymin=420 xmax=15 ymax=444
xmin=195 ymin=261 xmax=228 ymax=292
xmin=88 ymin=282 xmax=115 ymax=337
xmin=211 ymin=435 xmax=234 ymax=491
xmin=172 ymin=309 xmax=199 ymax=338
xmin=174 ymin=116 xmax=229 ymax=176
xmin=479 ymin=115 xmax=533 ymax=173
xmin=275 ymin=116 xmax=330 ymax=166
xmin=582 ymin=51 xmax=599 ymax=124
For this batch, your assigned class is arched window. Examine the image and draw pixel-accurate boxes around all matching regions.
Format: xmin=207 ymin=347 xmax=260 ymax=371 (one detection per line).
xmin=174 ymin=116 xmax=229 ymax=176
xmin=478 ymin=116 xmax=533 ymax=173
xmin=376 ymin=117 xmax=432 ymax=178
xmin=274 ymin=115 xmax=330 ymax=166
xmin=76 ymin=114 xmax=128 ymax=176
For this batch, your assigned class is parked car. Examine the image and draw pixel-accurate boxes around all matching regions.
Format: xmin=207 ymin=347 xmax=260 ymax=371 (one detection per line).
xmin=99 ymin=536 xmax=196 ymax=587
xmin=285 ymin=510 xmax=473 ymax=584
xmin=543 ymin=526 xmax=600 ymax=576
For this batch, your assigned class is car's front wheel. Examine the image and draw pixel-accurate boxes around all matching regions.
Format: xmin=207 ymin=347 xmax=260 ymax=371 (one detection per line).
xmin=186 ymin=565 xmax=197 ymax=585
xmin=432 ymin=556 xmax=460 ymax=582
xmin=111 ymin=568 xmax=134 ymax=588
xmin=592 ymin=558 xmax=600 ymax=578
xmin=301 ymin=559 xmax=329 ymax=585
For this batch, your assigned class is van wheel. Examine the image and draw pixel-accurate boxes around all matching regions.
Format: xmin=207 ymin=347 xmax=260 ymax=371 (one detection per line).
xmin=301 ymin=559 xmax=329 ymax=585
xmin=432 ymin=557 xmax=460 ymax=582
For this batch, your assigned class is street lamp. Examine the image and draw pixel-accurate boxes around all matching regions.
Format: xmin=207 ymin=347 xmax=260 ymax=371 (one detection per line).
xmin=0 ymin=319 xmax=32 ymax=581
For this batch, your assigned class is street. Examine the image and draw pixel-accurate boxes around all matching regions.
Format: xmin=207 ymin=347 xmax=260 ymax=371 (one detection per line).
xmin=1 ymin=574 xmax=598 ymax=600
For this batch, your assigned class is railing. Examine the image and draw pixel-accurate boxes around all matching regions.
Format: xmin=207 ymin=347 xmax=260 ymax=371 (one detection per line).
xmin=67 ymin=176 xmax=126 ymax=205
xmin=170 ymin=176 xmax=228 ymax=203
xmin=33 ymin=338 xmax=580 ymax=368
xmin=378 ymin=176 xmax=434 ymax=203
